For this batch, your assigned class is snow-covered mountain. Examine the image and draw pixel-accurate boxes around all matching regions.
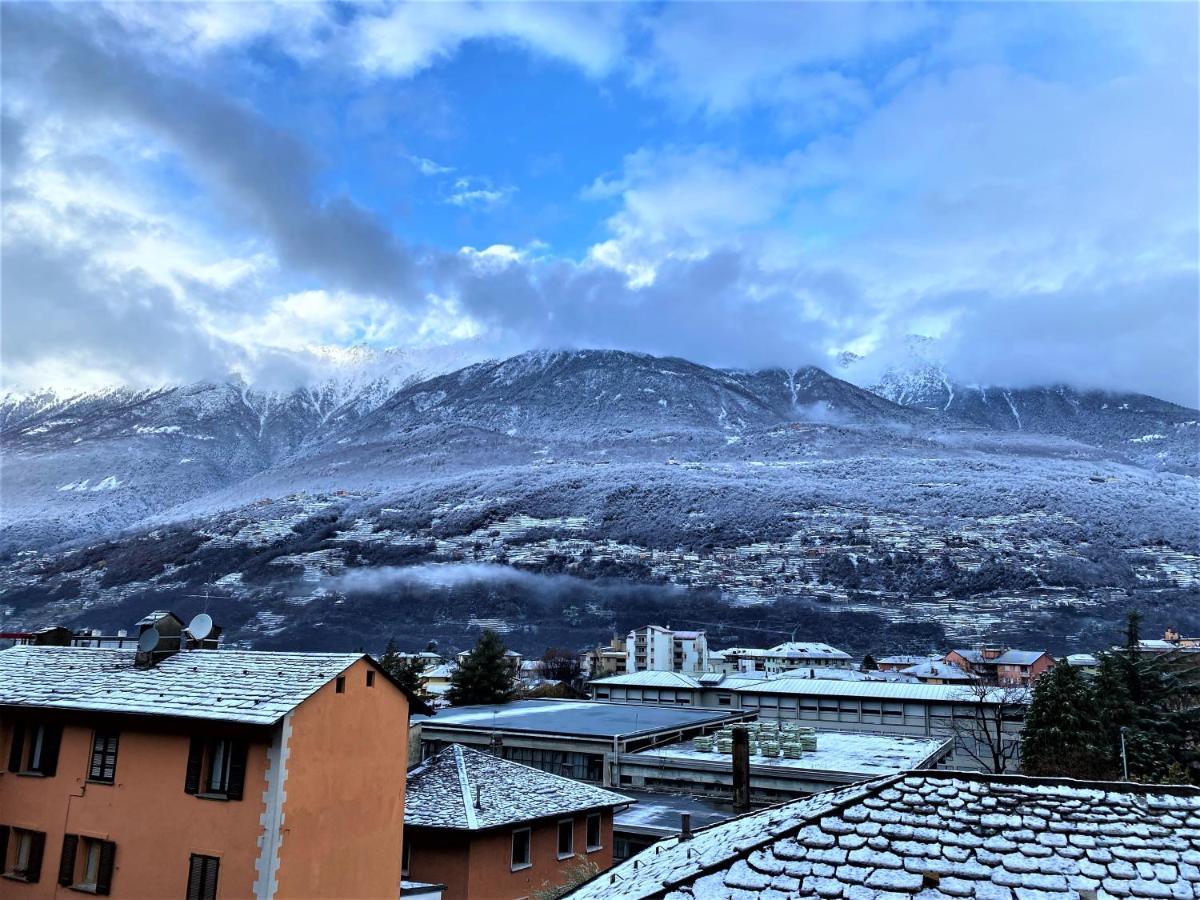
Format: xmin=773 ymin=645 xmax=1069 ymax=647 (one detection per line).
xmin=2 ymin=347 xmax=1196 ymax=553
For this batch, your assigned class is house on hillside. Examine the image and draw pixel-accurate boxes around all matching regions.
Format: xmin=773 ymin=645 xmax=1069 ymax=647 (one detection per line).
xmin=403 ymin=744 xmax=631 ymax=900
xmin=0 ymin=633 xmax=431 ymax=899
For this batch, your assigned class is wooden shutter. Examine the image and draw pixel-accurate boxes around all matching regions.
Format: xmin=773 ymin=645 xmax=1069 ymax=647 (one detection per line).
xmin=90 ymin=732 xmax=119 ymax=783
xmin=225 ymin=740 xmax=248 ymax=800
xmin=184 ymin=737 xmax=204 ymax=794
xmin=8 ymin=723 xmax=24 ymax=771
xmin=95 ymin=841 xmax=115 ymax=896
xmin=38 ymin=725 xmax=62 ymax=777
xmin=201 ymin=856 xmax=219 ymax=900
xmin=26 ymin=831 xmax=45 ymax=883
xmin=186 ymin=854 xmax=219 ymax=900
xmin=58 ymin=834 xmax=78 ymax=886
xmin=186 ymin=854 xmax=204 ymax=900
xmin=0 ymin=826 xmax=8 ymax=877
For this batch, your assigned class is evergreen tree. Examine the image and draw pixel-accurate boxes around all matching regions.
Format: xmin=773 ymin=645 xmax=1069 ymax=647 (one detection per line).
xmin=378 ymin=637 xmax=402 ymax=678
xmin=1021 ymin=662 xmax=1109 ymax=778
xmin=861 ymin=654 xmax=879 ymax=671
xmin=447 ymin=630 xmax=518 ymax=706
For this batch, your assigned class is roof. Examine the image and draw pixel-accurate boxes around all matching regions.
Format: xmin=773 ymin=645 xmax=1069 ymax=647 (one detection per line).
xmin=876 ymin=654 xmax=929 ymax=665
xmin=738 ymin=676 xmax=1026 ymax=704
xmin=568 ymin=771 xmax=1200 ymax=899
xmin=765 ymin=642 xmax=852 ymax=660
xmin=1066 ymin=653 xmax=1101 ymax=667
xmin=0 ymin=645 xmax=432 ymax=725
xmin=614 ymin=790 xmax=736 ymax=837
xmin=416 ymin=699 xmax=743 ymax=740
xmin=993 ymin=649 xmax=1052 ymax=666
xmin=899 ymin=660 xmax=975 ymax=682
xmin=591 ymin=670 xmax=702 ymax=689
xmin=405 ymin=745 xmax=630 ymax=830
xmin=630 ymin=731 xmax=951 ymax=778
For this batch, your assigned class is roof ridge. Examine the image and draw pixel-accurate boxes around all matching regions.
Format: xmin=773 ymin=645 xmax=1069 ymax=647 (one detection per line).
xmin=454 ymin=745 xmax=480 ymax=830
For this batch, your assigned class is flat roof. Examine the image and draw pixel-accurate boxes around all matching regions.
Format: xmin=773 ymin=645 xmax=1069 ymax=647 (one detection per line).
xmin=613 ymin=790 xmax=736 ymax=836
xmin=627 ymin=731 xmax=951 ymax=777
xmin=414 ymin=699 xmax=746 ymax=740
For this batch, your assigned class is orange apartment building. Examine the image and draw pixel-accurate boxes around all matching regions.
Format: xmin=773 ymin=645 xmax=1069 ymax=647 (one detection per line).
xmin=0 ymin=633 xmax=431 ymax=898
xmin=403 ymin=745 xmax=630 ymax=900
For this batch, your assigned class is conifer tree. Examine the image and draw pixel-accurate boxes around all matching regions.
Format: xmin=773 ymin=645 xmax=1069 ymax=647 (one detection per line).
xmin=1021 ymin=662 xmax=1109 ymax=778
xmin=447 ymin=630 xmax=518 ymax=706
xmin=378 ymin=637 xmax=429 ymax=699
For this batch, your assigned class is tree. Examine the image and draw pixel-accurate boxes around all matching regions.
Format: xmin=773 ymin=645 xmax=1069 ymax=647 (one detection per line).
xmin=378 ymin=637 xmax=427 ymax=698
xmin=447 ymin=630 xmax=518 ymax=706
xmin=861 ymin=654 xmax=879 ymax=671
xmin=541 ymin=647 xmax=582 ymax=684
xmin=1021 ymin=662 xmax=1110 ymax=779
xmin=948 ymin=682 xmax=1027 ymax=773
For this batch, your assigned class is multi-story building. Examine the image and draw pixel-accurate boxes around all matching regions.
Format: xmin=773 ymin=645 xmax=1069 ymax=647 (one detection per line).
xmin=0 ymin=638 xmax=430 ymax=899
xmin=582 ymin=638 xmax=627 ymax=678
xmin=624 ymin=626 xmax=708 ymax=675
xmin=718 ymin=642 xmax=853 ymax=675
xmin=944 ymin=647 xmax=1054 ymax=685
xmin=403 ymin=744 xmax=630 ymax=900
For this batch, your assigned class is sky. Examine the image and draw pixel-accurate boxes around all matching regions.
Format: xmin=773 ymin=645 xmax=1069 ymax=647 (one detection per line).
xmin=1 ymin=1 xmax=1197 ymax=405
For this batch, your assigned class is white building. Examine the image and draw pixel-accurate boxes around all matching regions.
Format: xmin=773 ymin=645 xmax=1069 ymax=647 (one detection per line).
xmin=717 ymin=641 xmax=853 ymax=675
xmin=625 ymin=625 xmax=708 ymax=674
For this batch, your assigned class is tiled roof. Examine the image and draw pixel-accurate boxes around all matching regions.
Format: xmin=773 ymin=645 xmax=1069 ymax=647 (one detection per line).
xmin=405 ymin=745 xmax=631 ymax=830
xmin=569 ymin=771 xmax=1200 ymax=899
xmin=0 ymin=645 xmax=369 ymax=725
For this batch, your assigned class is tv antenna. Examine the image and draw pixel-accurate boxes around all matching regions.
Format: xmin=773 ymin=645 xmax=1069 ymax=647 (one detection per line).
xmin=187 ymin=613 xmax=214 ymax=642
xmin=137 ymin=627 xmax=161 ymax=654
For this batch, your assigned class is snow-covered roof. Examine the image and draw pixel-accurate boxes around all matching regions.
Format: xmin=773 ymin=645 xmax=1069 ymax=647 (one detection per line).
xmin=590 ymin=670 xmax=702 ymax=689
xmin=405 ymin=745 xmax=631 ymax=830
xmin=876 ymin=654 xmax=929 ymax=665
xmin=739 ymin=676 xmax=1025 ymax=704
xmin=417 ymin=699 xmax=742 ymax=739
xmin=1066 ymin=653 xmax=1101 ymax=667
xmin=0 ymin=645 xmax=397 ymax=725
xmin=993 ymin=649 xmax=1051 ymax=666
xmin=899 ymin=660 xmax=975 ymax=682
xmin=568 ymin=772 xmax=1200 ymax=899
xmin=764 ymin=642 xmax=852 ymax=660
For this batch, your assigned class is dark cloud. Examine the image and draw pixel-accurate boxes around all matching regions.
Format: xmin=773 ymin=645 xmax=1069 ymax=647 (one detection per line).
xmin=1 ymin=4 xmax=417 ymax=302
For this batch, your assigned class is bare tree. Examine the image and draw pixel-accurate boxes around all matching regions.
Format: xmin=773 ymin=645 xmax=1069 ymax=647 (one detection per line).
xmin=949 ymin=682 xmax=1028 ymax=773
xmin=541 ymin=647 xmax=583 ymax=685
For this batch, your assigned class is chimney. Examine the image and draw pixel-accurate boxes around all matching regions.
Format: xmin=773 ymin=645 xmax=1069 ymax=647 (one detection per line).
xmin=732 ymin=726 xmax=750 ymax=812
xmin=474 ymin=782 xmax=484 ymax=810
xmin=679 ymin=813 xmax=692 ymax=841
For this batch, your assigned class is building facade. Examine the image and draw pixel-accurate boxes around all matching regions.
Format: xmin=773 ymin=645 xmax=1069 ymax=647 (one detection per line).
xmin=403 ymin=745 xmax=629 ymax=900
xmin=624 ymin=626 xmax=708 ymax=675
xmin=0 ymin=643 xmax=429 ymax=899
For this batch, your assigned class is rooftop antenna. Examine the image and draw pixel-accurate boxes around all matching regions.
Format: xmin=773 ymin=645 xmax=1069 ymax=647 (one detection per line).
xmin=187 ymin=613 xmax=214 ymax=642
xmin=137 ymin=627 xmax=161 ymax=654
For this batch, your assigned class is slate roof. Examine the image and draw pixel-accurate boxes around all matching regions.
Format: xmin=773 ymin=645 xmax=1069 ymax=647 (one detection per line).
xmin=0 ymin=644 xmax=428 ymax=725
xmin=569 ymin=771 xmax=1200 ymax=899
xmin=405 ymin=744 xmax=632 ymax=831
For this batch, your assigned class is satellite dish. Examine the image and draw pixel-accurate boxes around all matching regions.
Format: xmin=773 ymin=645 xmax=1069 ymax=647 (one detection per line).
xmin=138 ymin=627 xmax=161 ymax=653
xmin=187 ymin=613 xmax=214 ymax=641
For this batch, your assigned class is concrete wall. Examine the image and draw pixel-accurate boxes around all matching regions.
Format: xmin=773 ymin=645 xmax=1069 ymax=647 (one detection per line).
xmin=274 ymin=658 xmax=411 ymax=900
xmin=0 ymin=714 xmax=270 ymax=898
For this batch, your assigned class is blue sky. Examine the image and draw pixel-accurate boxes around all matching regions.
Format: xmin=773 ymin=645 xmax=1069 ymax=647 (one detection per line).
xmin=1 ymin=1 xmax=1197 ymax=404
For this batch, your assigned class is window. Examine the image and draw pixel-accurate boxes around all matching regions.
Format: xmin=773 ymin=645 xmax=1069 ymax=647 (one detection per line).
xmin=88 ymin=731 xmax=119 ymax=784
xmin=185 ymin=737 xmax=248 ymax=800
xmin=594 ymin=690 xmax=609 ymax=700
xmin=366 ymin=671 xmax=376 ymax=688
xmin=335 ymin=675 xmax=346 ymax=694
xmin=58 ymin=835 xmax=115 ymax=895
xmin=585 ymin=813 xmax=602 ymax=852
xmin=1 ymin=827 xmax=46 ymax=883
xmin=401 ymin=842 xmax=410 ymax=877
xmin=7 ymin=723 xmax=62 ymax=777
xmin=186 ymin=854 xmax=220 ymax=900
xmin=717 ymin=694 xmax=732 ymax=706
xmin=557 ymin=820 xmax=574 ymax=859
xmin=511 ymin=828 xmax=531 ymax=870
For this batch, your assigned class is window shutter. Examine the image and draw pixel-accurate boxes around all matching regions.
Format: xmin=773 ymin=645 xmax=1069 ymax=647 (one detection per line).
xmin=0 ymin=826 xmax=9 ymax=876
xmin=8 ymin=723 xmax=24 ymax=771
xmin=95 ymin=841 xmax=116 ymax=896
xmin=186 ymin=855 xmax=204 ymax=900
xmin=26 ymin=830 xmax=46 ymax=883
xmin=225 ymin=740 xmax=248 ymax=800
xmin=58 ymin=834 xmax=78 ymax=886
xmin=38 ymin=725 xmax=63 ymax=777
xmin=184 ymin=737 xmax=204 ymax=794
xmin=202 ymin=856 xmax=219 ymax=899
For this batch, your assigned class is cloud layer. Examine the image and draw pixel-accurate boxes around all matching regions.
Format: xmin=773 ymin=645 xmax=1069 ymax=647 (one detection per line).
xmin=2 ymin=2 xmax=1196 ymax=405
